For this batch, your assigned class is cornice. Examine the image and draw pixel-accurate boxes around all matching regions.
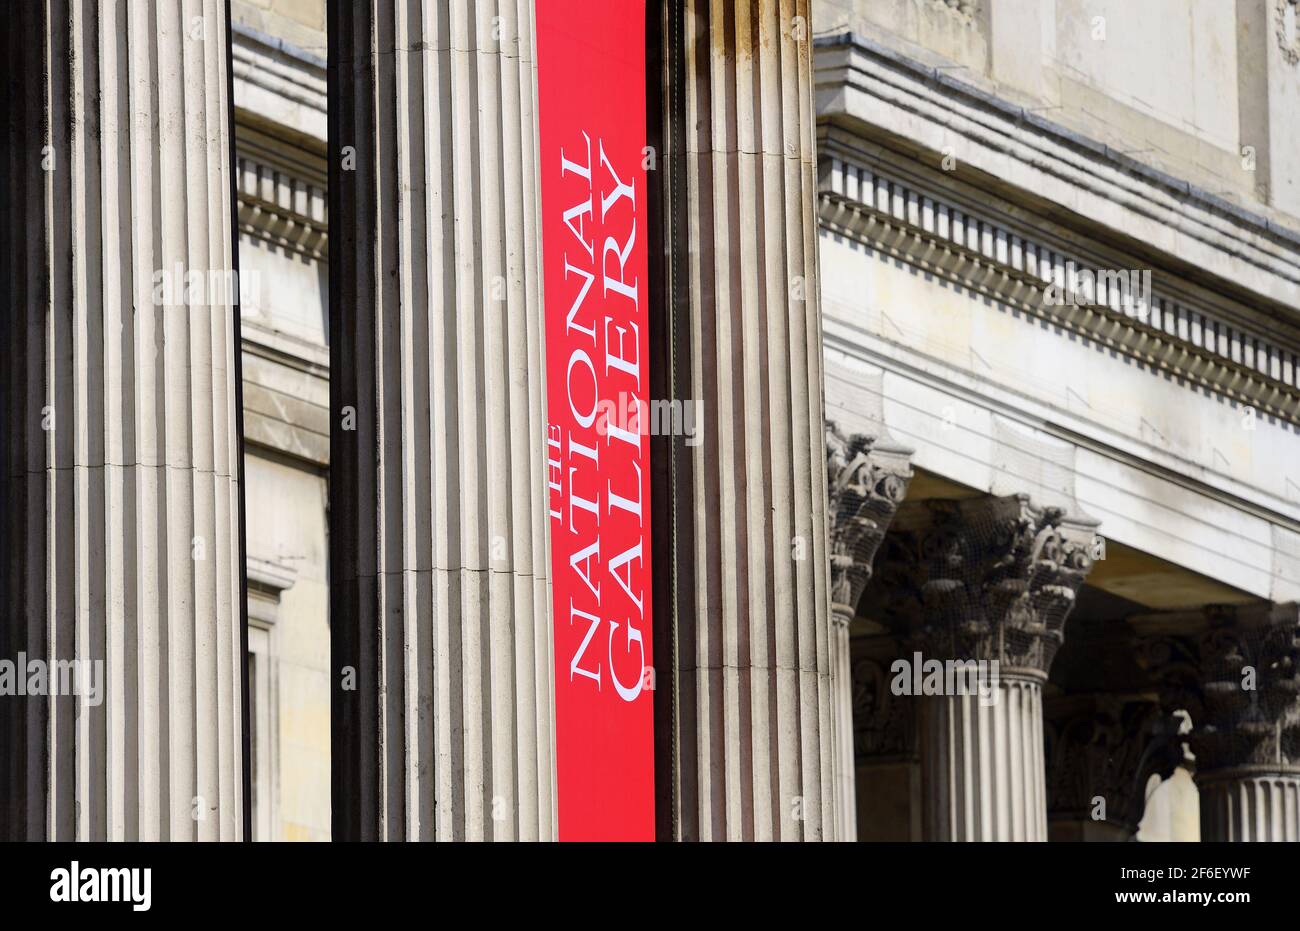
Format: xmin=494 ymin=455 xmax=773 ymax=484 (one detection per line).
xmin=813 ymin=32 xmax=1300 ymax=313
xmin=817 ymin=147 xmax=1300 ymax=425
xmin=231 ymin=23 xmax=327 ymax=113
xmin=231 ymin=25 xmax=329 ymax=262
xmin=234 ymin=139 xmax=328 ymax=262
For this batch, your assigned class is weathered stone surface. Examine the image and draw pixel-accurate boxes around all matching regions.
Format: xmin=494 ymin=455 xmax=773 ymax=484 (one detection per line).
xmin=825 ymin=421 xmax=912 ymax=841
xmin=826 ymin=421 xmax=913 ymax=613
xmin=920 ymin=674 xmax=1046 ymax=841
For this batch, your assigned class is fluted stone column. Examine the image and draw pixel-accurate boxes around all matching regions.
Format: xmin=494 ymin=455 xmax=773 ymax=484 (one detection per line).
xmin=872 ymin=496 xmax=1098 ymax=840
xmin=826 ymin=422 xmax=911 ymax=841
xmin=1140 ymin=603 xmax=1300 ymax=841
xmin=828 ymin=611 xmax=856 ymax=841
xmin=1199 ymin=775 xmax=1300 ymax=842
xmin=329 ymin=2 xmax=555 ymax=840
xmin=655 ymin=0 xmax=836 ymax=840
xmin=922 ymin=674 xmax=1047 ymax=841
xmin=0 ymin=0 xmax=244 ymax=840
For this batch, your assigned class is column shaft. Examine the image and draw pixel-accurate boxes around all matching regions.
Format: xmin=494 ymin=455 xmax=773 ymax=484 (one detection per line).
xmin=329 ymin=0 xmax=555 ymax=841
xmin=921 ymin=676 xmax=1048 ymax=841
xmin=831 ymin=613 xmax=856 ymax=841
xmin=659 ymin=0 xmax=835 ymax=841
xmin=0 ymin=0 xmax=244 ymax=841
xmin=1199 ymin=773 xmax=1300 ymax=841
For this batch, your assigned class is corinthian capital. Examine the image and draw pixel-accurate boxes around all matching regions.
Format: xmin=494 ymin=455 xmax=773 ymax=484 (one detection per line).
xmin=1137 ymin=603 xmax=1300 ymax=776
xmin=868 ymin=494 xmax=1099 ymax=676
xmin=1045 ymin=693 xmax=1187 ymax=836
xmin=826 ymin=420 xmax=913 ymax=620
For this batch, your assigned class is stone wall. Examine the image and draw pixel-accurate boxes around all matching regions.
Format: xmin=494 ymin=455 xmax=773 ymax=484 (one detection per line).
xmin=813 ymin=0 xmax=1300 ymax=225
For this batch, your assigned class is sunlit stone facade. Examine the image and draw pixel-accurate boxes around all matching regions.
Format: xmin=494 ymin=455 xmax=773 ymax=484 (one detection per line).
xmin=3 ymin=0 xmax=1298 ymax=843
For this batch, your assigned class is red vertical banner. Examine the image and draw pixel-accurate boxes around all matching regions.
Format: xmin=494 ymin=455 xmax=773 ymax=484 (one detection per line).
xmin=535 ymin=1 xmax=655 ymax=840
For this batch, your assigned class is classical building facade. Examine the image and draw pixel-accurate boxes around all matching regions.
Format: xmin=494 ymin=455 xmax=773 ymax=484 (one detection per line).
xmin=816 ymin=0 xmax=1300 ymax=841
xmin=2 ymin=0 xmax=1298 ymax=843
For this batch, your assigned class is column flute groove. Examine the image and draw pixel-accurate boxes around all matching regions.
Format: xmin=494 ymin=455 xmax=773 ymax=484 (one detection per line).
xmin=921 ymin=675 xmax=1048 ymax=841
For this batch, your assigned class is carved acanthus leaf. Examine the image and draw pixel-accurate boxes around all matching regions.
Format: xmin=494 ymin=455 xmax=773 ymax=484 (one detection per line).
xmin=826 ymin=420 xmax=912 ymax=614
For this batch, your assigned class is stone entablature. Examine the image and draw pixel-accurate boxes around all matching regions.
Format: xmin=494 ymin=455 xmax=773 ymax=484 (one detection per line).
xmin=233 ymin=25 xmax=328 ymax=264
xmin=813 ymin=32 xmax=1300 ymax=310
xmin=818 ymin=148 xmax=1300 ymax=424
xmin=236 ymin=145 xmax=328 ymax=262
xmin=231 ymin=22 xmax=326 ymax=139
xmin=231 ymin=21 xmax=330 ymax=467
